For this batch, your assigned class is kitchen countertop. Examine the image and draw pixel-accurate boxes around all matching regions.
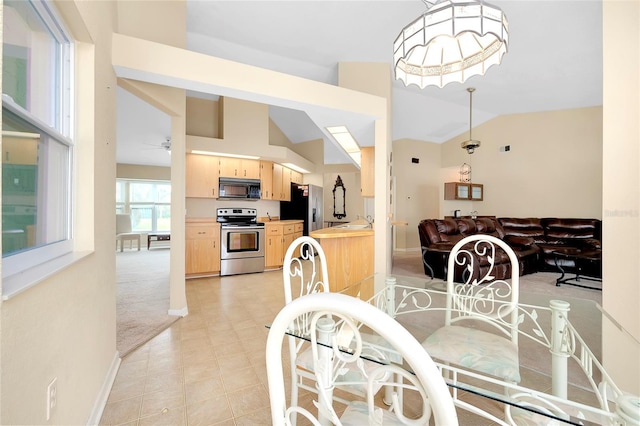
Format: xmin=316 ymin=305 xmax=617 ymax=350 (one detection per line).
xmin=186 ymin=217 xmax=218 ymax=224
xmin=185 ymin=218 xmax=303 ymax=225
xmin=310 ymin=220 xmax=374 ymax=239
xmin=262 ymin=219 xmax=303 ymax=225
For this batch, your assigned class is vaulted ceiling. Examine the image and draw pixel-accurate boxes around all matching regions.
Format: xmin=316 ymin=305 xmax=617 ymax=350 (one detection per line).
xmin=116 ymin=0 xmax=603 ymax=167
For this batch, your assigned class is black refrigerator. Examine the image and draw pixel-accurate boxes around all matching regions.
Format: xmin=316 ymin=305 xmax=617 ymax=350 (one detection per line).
xmin=280 ymin=183 xmax=324 ymax=236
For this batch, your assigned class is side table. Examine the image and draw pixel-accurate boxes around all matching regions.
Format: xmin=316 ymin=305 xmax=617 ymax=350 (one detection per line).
xmin=147 ymin=233 xmax=170 ymax=250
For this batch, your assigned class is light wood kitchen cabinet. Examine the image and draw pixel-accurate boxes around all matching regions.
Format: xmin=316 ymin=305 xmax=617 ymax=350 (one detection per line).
xmin=282 ymin=167 xmax=292 ymax=201
xmin=219 ymin=157 xmax=260 ymax=179
xmin=293 ymin=222 xmax=304 ymax=257
xmin=186 ymin=153 xmax=219 ymax=198
xmin=264 ymin=221 xmax=302 ymax=269
xmin=260 ymin=160 xmax=274 ymax=200
xmin=282 ymin=223 xmax=296 ymax=260
xmin=185 ymin=221 xmax=220 ymax=276
xmin=265 ymin=223 xmax=284 ymax=268
xmin=290 ymin=169 xmax=303 ymax=185
xmin=271 ymin=163 xmax=292 ymax=201
xmin=360 ymin=146 xmax=374 ymax=197
xmin=272 ymin=163 xmax=283 ymax=200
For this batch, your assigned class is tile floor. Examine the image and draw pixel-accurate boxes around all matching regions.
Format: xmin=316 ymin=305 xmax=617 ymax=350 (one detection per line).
xmin=100 ymin=270 xmax=285 ymax=425
xmin=101 ymin=253 xmax=603 ymax=425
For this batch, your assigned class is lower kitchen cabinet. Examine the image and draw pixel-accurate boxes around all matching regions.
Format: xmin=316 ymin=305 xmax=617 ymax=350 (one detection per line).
xmin=186 ymin=220 xmax=220 ymax=277
xmin=292 ymin=223 xmax=303 ymax=258
xmin=265 ymin=228 xmax=283 ymax=268
xmin=265 ymin=221 xmax=303 ymax=269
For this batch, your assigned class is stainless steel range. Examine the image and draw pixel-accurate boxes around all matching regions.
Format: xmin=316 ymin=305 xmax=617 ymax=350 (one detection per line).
xmin=217 ymin=208 xmax=265 ymax=276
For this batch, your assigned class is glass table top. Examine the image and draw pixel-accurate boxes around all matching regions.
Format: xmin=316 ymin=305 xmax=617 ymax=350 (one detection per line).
xmin=270 ymin=273 xmax=640 ymax=425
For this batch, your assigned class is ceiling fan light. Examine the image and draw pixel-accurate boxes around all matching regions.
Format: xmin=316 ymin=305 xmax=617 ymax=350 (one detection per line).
xmin=461 ymin=139 xmax=481 ymax=153
xmin=394 ymin=0 xmax=509 ymax=89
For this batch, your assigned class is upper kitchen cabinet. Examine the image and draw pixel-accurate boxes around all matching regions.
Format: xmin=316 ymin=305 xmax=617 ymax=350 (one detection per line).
xmin=360 ymin=147 xmax=374 ymax=197
xmin=186 ymin=153 xmax=219 ymax=198
xmin=260 ymin=160 xmax=274 ymax=200
xmin=272 ymin=163 xmax=284 ymax=201
xmin=290 ymin=169 xmax=303 ymax=185
xmin=271 ymin=163 xmax=292 ymax=201
xmin=219 ymin=157 xmax=260 ymax=179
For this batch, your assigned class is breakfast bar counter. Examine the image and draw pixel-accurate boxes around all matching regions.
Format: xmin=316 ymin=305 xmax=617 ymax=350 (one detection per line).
xmin=310 ymin=222 xmax=374 ymax=297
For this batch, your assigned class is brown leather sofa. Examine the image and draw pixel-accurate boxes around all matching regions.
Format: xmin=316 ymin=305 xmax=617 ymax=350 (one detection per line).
xmin=418 ymin=217 xmax=602 ymax=282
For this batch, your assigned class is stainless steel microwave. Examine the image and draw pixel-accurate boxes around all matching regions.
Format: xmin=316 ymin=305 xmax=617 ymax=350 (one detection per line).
xmin=218 ymin=178 xmax=261 ymax=200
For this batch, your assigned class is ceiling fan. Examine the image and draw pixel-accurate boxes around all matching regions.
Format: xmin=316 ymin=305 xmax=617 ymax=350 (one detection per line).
xmin=142 ymin=137 xmax=171 ymax=154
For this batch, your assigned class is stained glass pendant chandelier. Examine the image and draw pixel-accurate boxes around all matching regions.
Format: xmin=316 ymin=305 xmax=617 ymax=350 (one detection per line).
xmin=394 ymin=0 xmax=509 ymax=89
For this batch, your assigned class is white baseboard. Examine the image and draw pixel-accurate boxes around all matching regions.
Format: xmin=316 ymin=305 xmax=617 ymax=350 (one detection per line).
xmin=168 ymin=306 xmax=188 ymax=317
xmin=394 ymin=247 xmax=421 ymax=253
xmin=86 ymin=351 xmax=121 ymax=426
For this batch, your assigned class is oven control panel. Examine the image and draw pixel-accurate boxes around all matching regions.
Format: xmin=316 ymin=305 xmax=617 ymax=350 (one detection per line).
xmin=217 ymin=208 xmax=257 ymax=217
xmin=216 ymin=208 xmax=259 ymax=224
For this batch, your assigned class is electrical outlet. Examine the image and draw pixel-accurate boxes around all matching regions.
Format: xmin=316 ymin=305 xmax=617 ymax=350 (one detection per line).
xmin=47 ymin=378 xmax=57 ymax=421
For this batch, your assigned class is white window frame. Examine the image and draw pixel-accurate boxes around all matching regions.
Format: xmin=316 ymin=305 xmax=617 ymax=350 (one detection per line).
xmin=116 ymin=179 xmax=172 ymax=234
xmin=2 ymin=0 xmax=76 ymax=298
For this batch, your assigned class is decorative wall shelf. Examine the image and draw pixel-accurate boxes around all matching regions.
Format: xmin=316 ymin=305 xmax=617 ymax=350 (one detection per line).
xmin=444 ymin=182 xmax=483 ymax=201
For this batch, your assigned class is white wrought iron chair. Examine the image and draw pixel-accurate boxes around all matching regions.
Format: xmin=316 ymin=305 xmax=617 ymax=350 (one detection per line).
xmin=282 ymin=236 xmax=394 ymax=422
xmin=115 ymin=213 xmax=141 ymax=252
xmin=266 ymin=292 xmax=459 ymax=426
xmin=421 ymin=234 xmax=521 ymax=418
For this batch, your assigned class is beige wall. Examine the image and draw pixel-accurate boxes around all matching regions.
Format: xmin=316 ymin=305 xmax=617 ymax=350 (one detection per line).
xmin=338 ymin=62 xmax=392 ymax=272
xmin=116 ymin=164 xmax=171 ymax=181
xmin=0 ymin=1 xmax=188 ymax=423
xmin=393 ymin=107 xmax=603 ymax=250
xmin=441 ymin=107 xmax=603 ymax=219
xmin=602 ymin=0 xmax=639 ymax=394
xmin=1 ymin=1 xmax=119 ymax=423
xmin=116 ymin=0 xmax=186 ymax=48
xmin=186 ymin=97 xmax=220 ymax=138
xmin=393 ymin=139 xmax=442 ymax=249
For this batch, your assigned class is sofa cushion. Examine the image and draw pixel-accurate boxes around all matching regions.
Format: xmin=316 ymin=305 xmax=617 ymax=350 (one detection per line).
xmin=434 ymin=219 xmax=463 ymax=243
xmin=475 ymin=217 xmax=496 ymax=233
xmin=503 ymin=235 xmax=535 ymax=248
xmin=542 ymin=218 xmax=599 ymax=244
xmin=457 ymin=218 xmax=477 ymax=235
xmin=498 ymin=218 xmax=545 ymax=243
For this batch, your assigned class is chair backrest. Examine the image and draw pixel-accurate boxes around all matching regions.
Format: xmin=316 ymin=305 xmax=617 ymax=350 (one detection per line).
xmin=282 ymin=236 xmax=330 ymax=368
xmin=283 ymin=236 xmax=329 ymax=303
xmin=116 ymin=214 xmax=133 ymax=234
xmin=446 ymin=234 xmax=520 ymax=345
xmin=266 ymin=292 xmax=459 ymax=426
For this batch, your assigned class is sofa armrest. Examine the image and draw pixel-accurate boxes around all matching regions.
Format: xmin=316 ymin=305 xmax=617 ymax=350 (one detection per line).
xmin=579 ymin=238 xmax=602 ymax=250
xmin=503 ymin=235 xmax=535 ymax=249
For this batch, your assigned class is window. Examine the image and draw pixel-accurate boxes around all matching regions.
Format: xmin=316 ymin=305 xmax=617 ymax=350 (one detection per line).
xmin=2 ymin=0 xmax=74 ymax=279
xmin=116 ymin=180 xmax=171 ymax=233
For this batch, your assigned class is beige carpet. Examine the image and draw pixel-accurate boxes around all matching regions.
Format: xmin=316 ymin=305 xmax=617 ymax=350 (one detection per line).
xmin=392 ymin=250 xmax=603 ymax=304
xmin=116 ymin=247 xmax=179 ymax=358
